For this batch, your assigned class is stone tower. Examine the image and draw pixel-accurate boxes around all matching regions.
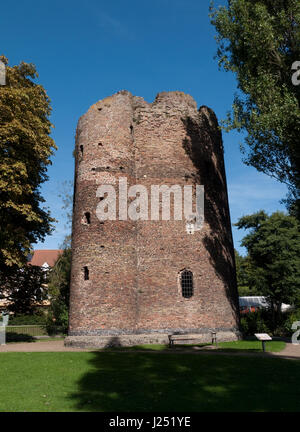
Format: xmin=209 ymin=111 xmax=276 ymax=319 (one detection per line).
xmin=65 ymin=90 xmax=240 ymax=348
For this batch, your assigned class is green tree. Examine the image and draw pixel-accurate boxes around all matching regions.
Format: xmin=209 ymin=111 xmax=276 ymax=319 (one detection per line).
xmin=45 ymin=180 xmax=73 ymax=333
xmin=0 ymin=55 xmax=56 ymax=271
xmin=46 ymin=248 xmax=71 ymax=333
xmin=58 ymin=180 xmax=73 ymax=249
xmin=235 ymin=211 xmax=300 ymax=325
xmin=0 ymin=265 xmax=48 ymax=315
xmin=235 ymin=249 xmax=253 ymax=296
xmin=210 ymin=0 xmax=300 ymax=214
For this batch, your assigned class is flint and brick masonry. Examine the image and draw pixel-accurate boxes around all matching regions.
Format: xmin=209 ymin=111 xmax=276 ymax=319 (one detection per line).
xmin=65 ymin=90 xmax=240 ymax=348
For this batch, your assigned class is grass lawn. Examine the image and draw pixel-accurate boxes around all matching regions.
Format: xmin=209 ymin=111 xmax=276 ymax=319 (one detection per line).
xmin=217 ymin=340 xmax=286 ymax=352
xmin=0 ymin=351 xmax=299 ymax=412
xmin=107 ymin=340 xmax=286 ymax=353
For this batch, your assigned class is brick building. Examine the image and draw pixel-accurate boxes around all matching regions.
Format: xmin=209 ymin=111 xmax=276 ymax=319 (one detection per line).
xmin=28 ymin=249 xmax=63 ymax=270
xmin=65 ymin=90 xmax=240 ymax=348
xmin=0 ymin=249 xmax=62 ymax=312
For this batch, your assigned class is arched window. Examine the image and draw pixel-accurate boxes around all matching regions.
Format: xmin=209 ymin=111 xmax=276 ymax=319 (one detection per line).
xmin=180 ymin=269 xmax=194 ymax=298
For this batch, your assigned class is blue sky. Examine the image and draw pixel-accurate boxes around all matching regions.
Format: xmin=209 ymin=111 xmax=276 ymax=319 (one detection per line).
xmin=0 ymin=0 xmax=288 ymax=254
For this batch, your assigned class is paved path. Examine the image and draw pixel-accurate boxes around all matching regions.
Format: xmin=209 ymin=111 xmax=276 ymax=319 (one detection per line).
xmin=270 ymin=342 xmax=300 ymax=360
xmin=0 ymin=340 xmax=92 ymax=352
xmin=1 ymin=339 xmax=300 ymax=359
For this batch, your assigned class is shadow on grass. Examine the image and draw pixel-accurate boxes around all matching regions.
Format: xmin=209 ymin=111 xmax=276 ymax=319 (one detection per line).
xmin=69 ymin=350 xmax=300 ymax=412
xmin=5 ymin=332 xmax=36 ymax=343
xmin=102 ymin=343 xmax=212 ymax=352
xmin=216 ymin=348 xmax=263 ymax=353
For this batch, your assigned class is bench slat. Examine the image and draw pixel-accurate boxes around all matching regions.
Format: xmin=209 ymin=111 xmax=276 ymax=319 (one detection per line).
xmin=168 ymin=333 xmax=217 ymax=347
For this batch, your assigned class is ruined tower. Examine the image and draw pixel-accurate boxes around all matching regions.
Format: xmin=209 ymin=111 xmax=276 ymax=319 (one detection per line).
xmin=65 ymin=90 xmax=240 ymax=348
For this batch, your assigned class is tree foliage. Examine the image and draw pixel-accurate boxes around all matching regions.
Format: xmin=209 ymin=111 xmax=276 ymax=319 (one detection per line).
xmin=235 ymin=211 xmax=300 ymax=322
xmin=210 ymin=0 xmax=300 ymax=214
xmin=58 ymin=180 xmax=73 ymax=249
xmin=234 ymin=249 xmax=253 ymax=296
xmin=0 ymin=264 xmax=48 ymax=315
xmin=46 ymin=248 xmax=71 ymax=332
xmin=0 ymin=55 xmax=56 ymax=271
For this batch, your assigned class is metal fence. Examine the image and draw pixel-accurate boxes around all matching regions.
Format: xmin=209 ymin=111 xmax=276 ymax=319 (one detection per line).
xmin=6 ymin=325 xmax=63 ymax=336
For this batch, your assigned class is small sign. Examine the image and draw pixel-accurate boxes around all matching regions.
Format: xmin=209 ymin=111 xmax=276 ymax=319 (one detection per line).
xmin=255 ymin=333 xmax=272 ymax=341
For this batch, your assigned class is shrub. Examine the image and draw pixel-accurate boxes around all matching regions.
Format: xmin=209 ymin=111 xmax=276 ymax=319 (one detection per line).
xmin=7 ymin=312 xmax=47 ymax=326
xmin=240 ymin=310 xmax=271 ymax=337
xmin=281 ymin=309 xmax=300 ymax=336
xmin=240 ymin=307 xmax=300 ymax=337
xmin=46 ymin=299 xmax=68 ymax=335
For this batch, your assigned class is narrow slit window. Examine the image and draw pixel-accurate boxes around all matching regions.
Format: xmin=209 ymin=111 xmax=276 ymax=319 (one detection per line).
xmin=83 ymin=266 xmax=89 ymax=280
xmin=79 ymin=145 xmax=83 ymax=156
xmin=180 ymin=270 xmax=193 ymax=298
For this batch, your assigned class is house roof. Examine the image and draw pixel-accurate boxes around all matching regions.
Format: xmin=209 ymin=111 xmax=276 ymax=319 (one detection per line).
xmin=239 ymin=296 xmax=269 ymax=308
xmin=239 ymin=296 xmax=291 ymax=311
xmin=28 ymin=250 xmax=63 ymax=267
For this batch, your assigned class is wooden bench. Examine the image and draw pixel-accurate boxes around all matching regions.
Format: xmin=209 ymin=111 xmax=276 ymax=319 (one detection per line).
xmin=168 ymin=331 xmax=217 ymax=348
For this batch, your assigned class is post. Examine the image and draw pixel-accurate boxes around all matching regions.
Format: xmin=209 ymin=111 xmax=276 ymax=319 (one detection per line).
xmin=0 ymin=313 xmax=9 ymax=345
xmin=211 ymin=331 xmax=217 ymax=346
xmin=0 ymin=325 xmax=6 ymax=345
xmin=262 ymin=341 xmax=266 ymax=352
